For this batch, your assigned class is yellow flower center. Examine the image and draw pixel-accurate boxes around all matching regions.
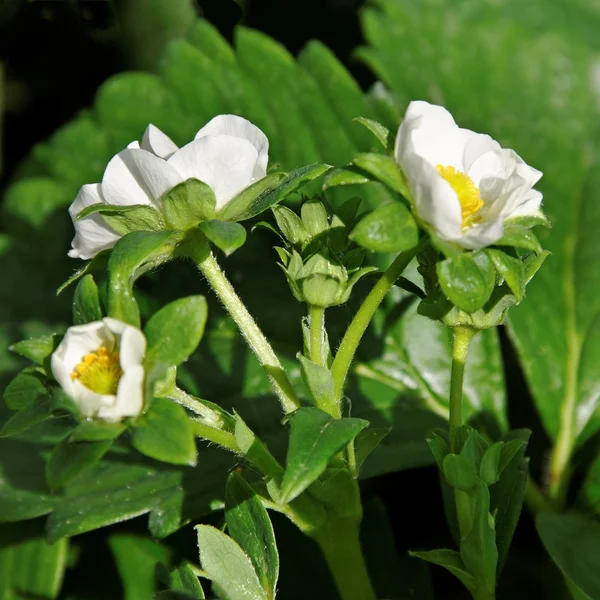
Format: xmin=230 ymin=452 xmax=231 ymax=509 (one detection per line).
xmin=71 ymin=346 xmax=122 ymax=395
xmin=437 ymin=165 xmax=484 ymax=228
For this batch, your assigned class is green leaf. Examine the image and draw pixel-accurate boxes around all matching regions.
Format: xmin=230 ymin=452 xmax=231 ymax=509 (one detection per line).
xmin=437 ymin=251 xmax=496 ymax=313
xmin=199 ymin=220 xmax=247 ymax=256
xmin=9 ymin=334 xmax=58 ymax=366
xmin=144 ymin=295 xmax=208 ymax=369
xmin=351 ymin=201 xmax=418 ymax=253
xmin=280 ymin=407 xmax=368 ymax=504
xmin=0 ymin=397 xmax=53 ymax=438
xmin=72 ymin=274 xmax=103 ymax=324
xmin=427 ymin=432 xmax=451 ymax=470
xmin=221 ymin=164 xmax=331 ymax=222
xmin=108 ymin=534 xmax=170 ymax=600
xmin=3 ymin=370 xmax=49 ymax=410
xmin=479 ymin=441 xmax=504 ymax=486
xmin=168 ymin=563 xmax=205 ymax=599
xmin=0 ymin=522 xmax=69 ymax=600
xmin=225 ymin=473 xmax=279 ymax=597
xmin=217 ymin=174 xmax=286 ymax=222
xmin=351 ymin=153 xmax=410 ymax=198
xmin=409 ymin=549 xmax=476 ymax=595
xmin=297 ymin=354 xmax=337 ymax=417
xmin=131 ymin=398 xmax=198 ymax=466
xmin=69 ymin=420 xmax=126 ymax=442
xmin=487 ymin=249 xmax=525 ymax=301
xmin=195 ymin=525 xmax=267 ymax=600
xmin=460 ymin=481 xmax=497 ymax=594
xmin=46 ymin=438 xmax=113 ymax=490
xmin=442 ymin=454 xmax=477 ymax=492
xmin=162 ymin=178 xmax=217 ymax=229
xmin=537 ymin=513 xmax=600 ymax=600
xmin=75 ymin=203 xmax=165 ymax=236
xmin=107 ymin=230 xmax=183 ymax=326
xmin=353 ymin=427 xmax=390 ymax=473
xmin=496 ymin=223 xmax=542 ymax=253
xmin=353 ymin=117 xmax=393 ymax=151
xmin=322 ymin=167 xmax=370 ymax=190
xmin=57 ymin=250 xmax=110 ymax=295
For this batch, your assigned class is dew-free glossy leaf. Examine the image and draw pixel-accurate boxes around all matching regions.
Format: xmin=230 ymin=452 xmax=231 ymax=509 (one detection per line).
xmin=72 ymin=274 xmax=103 ymax=324
xmin=199 ymin=220 xmax=247 ymax=256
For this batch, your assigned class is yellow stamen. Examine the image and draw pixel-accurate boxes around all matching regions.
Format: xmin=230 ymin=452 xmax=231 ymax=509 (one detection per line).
xmin=437 ymin=165 xmax=484 ymax=228
xmin=71 ymin=345 xmax=122 ymax=395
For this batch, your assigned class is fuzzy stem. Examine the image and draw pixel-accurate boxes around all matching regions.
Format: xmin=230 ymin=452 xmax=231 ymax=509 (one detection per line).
xmin=309 ymin=305 xmax=326 ymax=366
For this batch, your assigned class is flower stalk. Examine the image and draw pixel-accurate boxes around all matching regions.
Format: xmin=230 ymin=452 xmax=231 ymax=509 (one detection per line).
xmin=309 ymin=305 xmax=326 ymax=366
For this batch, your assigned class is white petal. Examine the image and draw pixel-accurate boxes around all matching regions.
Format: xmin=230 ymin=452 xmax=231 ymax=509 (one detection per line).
xmin=99 ymin=365 xmax=144 ymax=421
xmin=462 ymin=132 xmax=501 ymax=173
xmin=55 ymin=321 xmax=116 ymax=374
xmin=119 ymin=326 xmax=146 ymax=369
xmin=102 ymin=149 xmax=183 ymax=208
xmin=395 ymin=101 xmax=459 ymax=168
xmin=403 ymin=154 xmax=463 ymax=240
xmin=458 ymin=218 xmax=505 ymax=249
xmin=141 ymin=124 xmax=179 ymax=159
xmin=507 ymin=189 xmax=544 ymax=219
xmin=195 ymin=114 xmax=268 ymax=179
xmin=127 ymin=141 xmax=141 ymax=150
xmin=168 ymin=136 xmax=259 ymax=210
xmin=51 ymin=351 xmax=75 ymax=399
xmin=72 ymin=380 xmax=115 ymax=418
xmin=68 ymin=184 xmax=121 ymax=260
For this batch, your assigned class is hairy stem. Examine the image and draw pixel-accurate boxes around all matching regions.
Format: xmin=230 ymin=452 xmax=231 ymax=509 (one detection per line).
xmin=331 ymin=244 xmax=421 ymax=402
xmin=191 ymin=245 xmax=300 ymax=414
xmin=309 ymin=305 xmax=326 ymax=366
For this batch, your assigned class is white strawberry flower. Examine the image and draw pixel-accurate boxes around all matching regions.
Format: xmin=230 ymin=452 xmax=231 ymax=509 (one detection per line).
xmin=68 ymin=115 xmax=269 ymax=260
xmin=395 ymin=101 xmax=543 ymax=249
xmin=51 ymin=318 xmax=146 ymax=422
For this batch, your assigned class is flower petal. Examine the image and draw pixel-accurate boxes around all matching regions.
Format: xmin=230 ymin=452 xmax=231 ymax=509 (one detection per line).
xmin=72 ymin=380 xmax=115 ymax=418
xmin=127 ymin=141 xmax=141 ymax=150
xmin=462 ymin=132 xmax=501 ymax=173
xmin=507 ymin=189 xmax=544 ymax=219
xmin=141 ymin=124 xmax=179 ymax=159
xmin=458 ymin=218 xmax=505 ymax=250
xmin=168 ymin=136 xmax=259 ymax=210
xmin=68 ymin=184 xmax=121 ymax=260
xmin=195 ymin=114 xmax=269 ymax=179
xmin=102 ymin=149 xmax=183 ymax=208
xmin=99 ymin=365 xmax=144 ymax=421
xmin=403 ymin=153 xmax=463 ymax=240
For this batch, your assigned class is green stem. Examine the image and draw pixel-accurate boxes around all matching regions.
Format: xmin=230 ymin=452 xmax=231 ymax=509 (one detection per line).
xmin=313 ymin=519 xmax=376 ymax=600
xmin=331 ymin=244 xmax=421 ymax=401
xmin=191 ymin=247 xmax=300 ymax=414
xmin=449 ymin=326 xmax=476 ymax=540
xmin=309 ymin=305 xmax=326 ymax=366
xmin=190 ymin=420 xmax=239 ymax=454
xmin=170 ymin=388 xmax=224 ymax=426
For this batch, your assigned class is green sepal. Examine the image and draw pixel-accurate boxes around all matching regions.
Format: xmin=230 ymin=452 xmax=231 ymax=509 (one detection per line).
xmin=131 ymin=398 xmax=198 ymax=467
xmin=427 ymin=431 xmax=451 ymax=469
xmin=73 ymin=274 xmax=103 ymax=324
xmin=217 ymin=173 xmax=285 ymax=221
xmin=496 ymin=223 xmax=542 ymax=253
xmin=162 ymin=178 xmax=217 ymax=229
xmin=505 ymin=212 xmax=551 ymax=229
xmin=351 ymin=153 xmax=411 ymax=199
xmin=479 ymin=441 xmax=504 ymax=486
xmin=351 ymin=201 xmax=419 ymax=253
xmin=225 ymin=472 xmax=279 ymax=597
xmin=437 ymin=251 xmax=496 ymax=314
xmin=198 ymin=220 xmax=247 ymax=256
xmin=272 ymin=205 xmax=309 ymax=247
xmin=353 ymin=116 xmax=393 ymax=151
xmin=107 ymin=229 xmax=183 ymax=326
xmin=96 ymin=204 xmax=166 ymax=236
xmin=322 ymin=166 xmax=370 ymax=190
xmin=486 ymin=249 xmax=525 ymax=301
xmin=46 ymin=438 xmax=113 ymax=490
xmin=300 ymin=199 xmax=329 ymax=237
xmin=57 ymin=250 xmax=110 ymax=295
xmin=523 ymin=249 xmax=550 ymax=283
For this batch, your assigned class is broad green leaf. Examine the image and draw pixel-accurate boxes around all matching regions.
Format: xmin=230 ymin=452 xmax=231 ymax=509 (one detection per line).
xmin=46 ymin=438 xmax=113 ymax=490
xmin=353 ymin=117 xmax=393 ymax=151
xmin=107 ymin=230 xmax=183 ymax=326
xmin=351 ymin=153 xmax=410 ymax=198
xmin=0 ymin=522 xmax=69 ymax=600
xmin=199 ymin=220 xmax=247 ymax=256
xmin=353 ymin=427 xmax=390 ymax=473
xmin=72 ymin=274 xmax=103 ymax=325
xmin=131 ymin=398 xmax=198 ymax=466
xmin=162 ymin=178 xmax=217 ymax=229
xmin=216 ymin=174 xmax=285 ymax=222
xmin=9 ymin=335 xmax=58 ymax=366
xmin=169 ymin=563 xmax=205 ymax=599
xmin=323 ymin=167 xmax=370 ymax=190
xmin=144 ymin=295 xmax=208 ymax=368
xmin=537 ymin=513 xmax=600 ymax=599
xmin=0 ymin=397 xmax=53 ymax=438
xmin=195 ymin=525 xmax=267 ymax=600
xmin=351 ymin=201 xmax=418 ymax=253
xmin=442 ymin=454 xmax=477 ymax=492
xmin=437 ymin=251 xmax=496 ymax=314
xmin=280 ymin=407 xmax=368 ymax=504
xmin=225 ymin=473 xmax=279 ymax=597
xmin=69 ymin=420 xmax=126 ymax=442
xmin=108 ymin=534 xmax=170 ymax=600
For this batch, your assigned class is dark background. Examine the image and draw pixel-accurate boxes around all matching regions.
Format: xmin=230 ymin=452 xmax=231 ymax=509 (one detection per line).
xmin=0 ymin=1 xmax=559 ymax=598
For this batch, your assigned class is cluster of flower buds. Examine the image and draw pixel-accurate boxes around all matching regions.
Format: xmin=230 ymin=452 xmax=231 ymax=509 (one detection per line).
xmin=266 ymin=198 xmax=377 ymax=308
